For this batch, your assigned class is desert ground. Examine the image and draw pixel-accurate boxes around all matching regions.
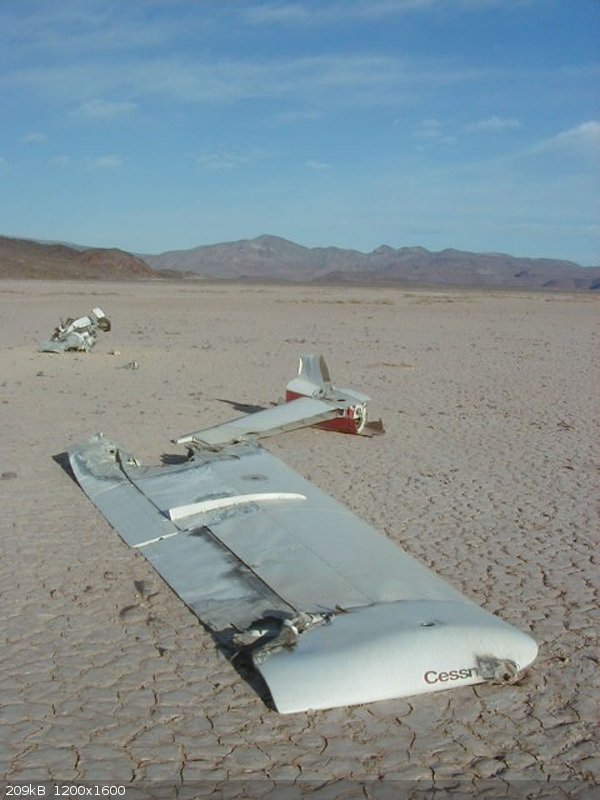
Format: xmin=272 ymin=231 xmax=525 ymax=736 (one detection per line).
xmin=0 ymin=279 xmax=598 ymax=798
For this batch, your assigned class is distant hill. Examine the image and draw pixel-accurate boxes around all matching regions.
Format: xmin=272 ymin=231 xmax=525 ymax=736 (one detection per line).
xmin=142 ymin=234 xmax=600 ymax=291
xmin=0 ymin=236 xmax=158 ymax=280
xmin=142 ymin=235 xmax=367 ymax=281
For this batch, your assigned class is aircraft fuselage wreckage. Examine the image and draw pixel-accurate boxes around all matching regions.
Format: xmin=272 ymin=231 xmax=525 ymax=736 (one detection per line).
xmin=67 ymin=354 xmax=537 ymax=713
xmin=39 ymin=307 xmax=111 ymax=353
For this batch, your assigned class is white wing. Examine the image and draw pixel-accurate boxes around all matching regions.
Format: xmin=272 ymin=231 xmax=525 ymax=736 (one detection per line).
xmin=68 ymin=433 xmax=537 ymax=713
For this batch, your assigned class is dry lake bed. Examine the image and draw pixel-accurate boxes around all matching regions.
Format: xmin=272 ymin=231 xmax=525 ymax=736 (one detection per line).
xmin=0 ymin=280 xmax=598 ymax=798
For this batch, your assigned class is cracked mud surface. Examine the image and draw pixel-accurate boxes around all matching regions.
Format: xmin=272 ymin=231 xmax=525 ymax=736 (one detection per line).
xmin=0 ymin=281 xmax=597 ymax=795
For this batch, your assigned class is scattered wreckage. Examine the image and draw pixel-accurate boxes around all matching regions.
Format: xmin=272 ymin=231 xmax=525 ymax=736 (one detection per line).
xmin=39 ymin=307 xmax=111 ymax=353
xmin=67 ymin=354 xmax=538 ymax=713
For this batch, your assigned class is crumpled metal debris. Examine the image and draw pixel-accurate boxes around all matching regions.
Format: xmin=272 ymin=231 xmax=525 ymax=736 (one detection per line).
xmin=247 ymin=612 xmax=331 ymax=664
xmin=38 ymin=307 xmax=111 ymax=353
xmin=476 ymin=656 xmax=521 ymax=684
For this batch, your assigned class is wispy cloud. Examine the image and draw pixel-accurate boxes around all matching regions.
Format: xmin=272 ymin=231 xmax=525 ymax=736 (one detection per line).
xmin=77 ymin=99 xmax=136 ymax=118
xmin=245 ymin=2 xmax=312 ymax=25
xmin=86 ymin=154 xmax=122 ymax=169
xmin=1 ymin=53 xmax=492 ymax=110
xmin=0 ymin=0 xmax=537 ymax=57
xmin=196 ymin=148 xmax=264 ymax=171
xmin=305 ymin=160 xmax=332 ymax=170
xmin=412 ymin=118 xmax=456 ymax=145
xmin=245 ymin=0 xmax=535 ymax=26
xmin=245 ymin=1 xmax=433 ymax=27
xmin=528 ymin=121 xmax=600 ymax=158
xmin=133 ymin=55 xmax=407 ymax=104
xmin=196 ymin=153 xmax=247 ymax=170
xmin=466 ymin=115 xmax=521 ymax=132
xmin=270 ymin=109 xmax=322 ymax=126
xmin=23 ymin=131 xmax=48 ymax=143
xmin=50 ymin=155 xmax=71 ymax=168
xmin=413 ymin=118 xmax=443 ymax=139
xmin=0 ymin=2 xmax=190 ymax=57
xmin=50 ymin=152 xmax=125 ymax=169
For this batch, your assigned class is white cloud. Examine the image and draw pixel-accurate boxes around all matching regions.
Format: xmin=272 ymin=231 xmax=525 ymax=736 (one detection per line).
xmin=413 ymin=119 xmax=456 ymax=145
xmin=245 ymin=0 xmax=534 ymax=26
xmin=86 ymin=154 xmax=122 ymax=169
xmin=305 ymin=160 xmax=332 ymax=170
xmin=529 ymin=121 xmax=600 ymax=157
xmin=134 ymin=55 xmax=405 ymax=104
xmin=0 ymin=53 xmax=494 ymax=112
xmin=550 ymin=120 xmax=600 ymax=150
xmin=270 ymin=109 xmax=322 ymax=126
xmin=0 ymin=0 xmax=537 ymax=56
xmin=0 ymin=2 xmax=189 ymax=57
xmin=413 ymin=118 xmax=442 ymax=139
xmin=245 ymin=1 xmax=432 ymax=27
xmin=245 ymin=2 xmax=312 ymax=25
xmin=195 ymin=149 xmax=264 ymax=170
xmin=77 ymin=99 xmax=136 ymax=118
xmin=196 ymin=154 xmax=245 ymax=170
xmin=467 ymin=115 xmax=521 ymax=132
xmin=51 ymin=155 xmax=71 ymax=168
xmin=23 ymin=131 xmax=48 ymax=142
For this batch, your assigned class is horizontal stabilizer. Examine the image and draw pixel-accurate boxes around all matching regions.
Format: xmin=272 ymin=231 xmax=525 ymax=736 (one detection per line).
xmin=176 ymin=396 xmax=341 ymax=447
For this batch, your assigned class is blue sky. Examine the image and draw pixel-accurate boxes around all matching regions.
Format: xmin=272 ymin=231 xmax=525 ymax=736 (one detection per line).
xmin=1 ymin=0 xmax=598 ymax=264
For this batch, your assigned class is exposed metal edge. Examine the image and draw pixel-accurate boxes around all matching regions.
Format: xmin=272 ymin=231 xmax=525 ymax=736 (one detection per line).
xmin=133 ymin=531 xmax=182 ymax=549
xmin=67 ymin=433 xmax=176 ymax=549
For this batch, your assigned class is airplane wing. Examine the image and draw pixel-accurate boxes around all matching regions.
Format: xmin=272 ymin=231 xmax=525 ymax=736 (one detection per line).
xmin=68 ymin=431 xmax=538 ymax=713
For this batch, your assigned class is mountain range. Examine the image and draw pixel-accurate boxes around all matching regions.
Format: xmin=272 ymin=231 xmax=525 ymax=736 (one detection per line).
xmin=1 ymin=233 xmax=599 ymax=291
xmin=142 ymin=235 xmax=600 ymax=290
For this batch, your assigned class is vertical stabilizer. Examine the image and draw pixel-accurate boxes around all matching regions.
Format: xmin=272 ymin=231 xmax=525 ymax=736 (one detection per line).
xmin=287 ymin=353 xmax=333 ymax=398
